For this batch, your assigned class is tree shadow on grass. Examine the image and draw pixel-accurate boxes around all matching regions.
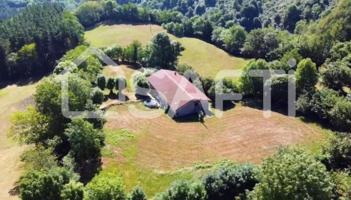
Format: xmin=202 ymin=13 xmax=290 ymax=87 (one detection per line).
xmin=0 ymin=75 xmax=44 ymax=90
xmin=9 ymin=184 xmax=20 ymax=197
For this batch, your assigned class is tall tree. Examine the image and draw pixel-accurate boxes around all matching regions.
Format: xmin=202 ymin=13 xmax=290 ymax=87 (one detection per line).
xmin=147 ymin=33 xmax=184 ymax=69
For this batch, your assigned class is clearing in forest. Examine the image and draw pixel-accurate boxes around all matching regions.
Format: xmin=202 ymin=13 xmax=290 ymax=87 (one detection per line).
xmin=85 ymin=24 xmax=249 ymax=77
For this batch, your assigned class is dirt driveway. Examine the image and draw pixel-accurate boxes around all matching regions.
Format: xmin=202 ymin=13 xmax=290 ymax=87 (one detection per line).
xmin=106 ymin=104 xmax=325 ymax=170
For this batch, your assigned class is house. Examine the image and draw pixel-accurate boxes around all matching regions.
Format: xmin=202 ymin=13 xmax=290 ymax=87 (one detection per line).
xmin=147 ymin=69 xmax=210 ymax=118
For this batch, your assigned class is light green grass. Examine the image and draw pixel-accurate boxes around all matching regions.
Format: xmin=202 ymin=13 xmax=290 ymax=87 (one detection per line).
xmin=102 ymin=128 xmax=194 ymax=197
xmin=85 ymin=24 xmax=250 ymax=78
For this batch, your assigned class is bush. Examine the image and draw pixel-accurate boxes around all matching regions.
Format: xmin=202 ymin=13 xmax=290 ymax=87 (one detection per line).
xmin=250 ymin=148 xmax=334 ymax=200
xmin=129 ymin=186 xmax=147 ymax=200
xmin=19 ymin=168 xmax=73 ymax=200
xmin=155 ymin=180 xmax=206 ymax=200
xmin=203 ymin=164 xmax=258 ymax=200
xmin=295 ymin=58 xmax=318 ymax=93
xmin=323 ymin=134 xmax=351 ymax=170
xmin=97 ymin=74 xmax=106 ymax=90
xmin=61 ymin=181 xmax=84 ymax=200
xmin=329 ymin=98 xmax=351 ymax=132
xmin=64 ymin=119 xmax=105 ymax=181
xmin=322 ymin=61 xmax=351 ymax=92
xmin=106 ymin=78 xmax=115 ymax=94
xmin=240 ymin=59 xmax=270 ymax=98
xmin=115 ymin=77 xmax=127 ymax=92
xmin=265 ymin=75 xmax=289 ymax=108
xmin=309 ymin=88 xmax=340 ymax=121
xmin=207 ymin=79 xmax=239 ymax=102
xmin=85 ymin=173 xmax=126 ymax=200
xmin=91 ymin=87 xmax=104 ymax=104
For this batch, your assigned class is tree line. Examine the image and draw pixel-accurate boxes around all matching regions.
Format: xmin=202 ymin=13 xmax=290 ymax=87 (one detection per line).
xmin=0 ymin=3 xmax=84 ymax=83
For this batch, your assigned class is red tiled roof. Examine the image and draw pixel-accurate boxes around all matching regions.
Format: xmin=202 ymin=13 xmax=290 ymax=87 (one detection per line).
xmin=148 ymin=70 xmax=209 ymax=111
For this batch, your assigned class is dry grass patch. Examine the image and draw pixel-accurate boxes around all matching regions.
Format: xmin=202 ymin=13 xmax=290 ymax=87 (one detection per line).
xmin=0 ymin=83 xmax=38 ymax=200
xmin=105 ymin=104 xmax=327 ymax=171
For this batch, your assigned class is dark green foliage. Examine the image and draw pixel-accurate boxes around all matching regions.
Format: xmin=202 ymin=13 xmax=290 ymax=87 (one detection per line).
xmin=65 ymin=119 xmax=105 ymax=182
xmin=91 ymin=87 xmax=104 ymax=105
xmin=203 ymin=164 xmax=257 ymax=200
xmin=295 ymin=58 xmax=318 ymax=93
xmin=115 ymin=77 xmax=127 ymax=92
xmin=266 ymin=75 xmax=289 ymax=108
xmin=329 ymin=98 xmax=351 ymax=132
xmin=322 ymin=61 xmax=351 ymax=92
xmin=147 ymin=33 xmax=184 ymax=69
xmin=242 ymin=28 xmax=281 ymax=60
xmin=155 ymin=180 xmax=206 ymax=200
xmin=75 ymin=1 xmax=104 ymax=27
xmin=106 ymin=77 xmax=116 ymax=94
xmin=85 ymin=173 xmax=126 ymax=200
xmin=207 ymin=79 xmax=239 ymax=102
xmin=0 ymin=3 xmax=84 ymax=81
xmin=19 ymin=167 xmax=73 ymax=200
xmin=240 ymin=59 xmax=269 ymax=97
xmin=124 ymin=40 xmax=143 ymax=63
xmin=328 ymin=41 xmax=351 ymax=63
xmin=323 ymin=134 xmax=351 ymax=171
xmin=61 ymin=181 xmax=84 ymax=200
xmin=219 ymin=25 xmax=247 ymax=55
xmin=129 ymin=186 xmax=147 ymax=200
xmin=283 ymin=6 xmax=302 ymax=32
xmin=97 ymin=74 xmax=106 ymax=90
xmin=250 ymin=148 xmax=334 ymax=200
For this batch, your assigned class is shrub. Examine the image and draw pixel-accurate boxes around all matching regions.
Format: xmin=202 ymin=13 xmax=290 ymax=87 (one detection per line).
xmin=129 ymin=186 xmax=147 ymax=200
xmin=323 ymin=134 xmax=351 ymax=170
xmin=250 ymin=148 xmax=334 ymax=200
xmin=240 ymin=59 xmax=270 ymax=98
xmin=97 ymin=74 xmax=106 ymax=90
xmin=265 ymin=75 xmax=289 ymax=108
xmin=61 ymin=181 xmax=84 ymax=200
xmin=295 ymin=58 xmax=318 ymax=93
xmin=203 ymin=164 xmax=258 ymax=200
xmin=155 ymin=180 xmax=206 ymax=200
xmin=329 ymin=98 xmax=351 ymax=132
xmin=91 ymin=87 xmax=104 ymax=104
xmin=85 ymin=173 xmax=126 ymax=200
xmin=19 ymin=168 xmax=72 ymax=200
xmin=106 ymin=78 xmax=115 ymax=95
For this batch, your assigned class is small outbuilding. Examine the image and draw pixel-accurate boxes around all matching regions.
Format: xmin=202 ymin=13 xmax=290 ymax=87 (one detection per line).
xmin=147 ymin=69 xmax=210 ymax=118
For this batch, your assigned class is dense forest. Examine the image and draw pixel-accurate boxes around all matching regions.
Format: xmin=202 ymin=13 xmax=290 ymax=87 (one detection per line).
xmin=1 ymin=0 xmax=351 ymax=199
xmin=0 ymin=0 xmax=80 ymax=19
xmin=0 ymin=3 xmax=83 ymax=82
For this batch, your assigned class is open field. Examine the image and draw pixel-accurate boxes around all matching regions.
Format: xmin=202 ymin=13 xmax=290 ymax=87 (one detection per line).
xmin=0 ymin=83 xmax=38 ymax=200
xmin=102 ymin=103 xmax=330 ymax=196
xmin=85 ymin=24 xmax=249 ymax=77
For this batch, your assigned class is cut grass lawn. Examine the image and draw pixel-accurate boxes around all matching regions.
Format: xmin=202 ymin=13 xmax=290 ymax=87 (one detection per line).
xmin=0 ymin=83 xmax=38 ymax=200
xmin=102 ymin=103 xmax=331 ymax=197
xmin=85 ymin=24 xmax=249 ymax=78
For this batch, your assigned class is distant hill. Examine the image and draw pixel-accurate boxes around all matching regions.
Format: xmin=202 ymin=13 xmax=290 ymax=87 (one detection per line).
xmin=122 ymin=0 xmax=335 ymax=32
xmin=0 ymin=0 xmax=80 ymax=20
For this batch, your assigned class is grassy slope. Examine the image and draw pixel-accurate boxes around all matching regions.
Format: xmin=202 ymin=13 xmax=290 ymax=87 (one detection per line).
xmin=102 ymin=103 xmax=331 ymax=197
xmin=0 ymin=83 xmax=38 ymax=200
xmin=85 ymin=24 xmax=249 ymax=78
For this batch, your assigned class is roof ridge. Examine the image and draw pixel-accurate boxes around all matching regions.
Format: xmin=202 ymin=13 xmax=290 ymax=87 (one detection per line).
xmin=164 ymin=70 xmax=195 ymax=100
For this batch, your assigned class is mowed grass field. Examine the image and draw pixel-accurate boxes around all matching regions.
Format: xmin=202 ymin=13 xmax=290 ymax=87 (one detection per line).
xmin=102 ymin=102 xmax=331 ymax=197
xmin=85 ymin=24 xmax=249 ymax=77
xmin=0 ymin=83 xmax=38 ymax=200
